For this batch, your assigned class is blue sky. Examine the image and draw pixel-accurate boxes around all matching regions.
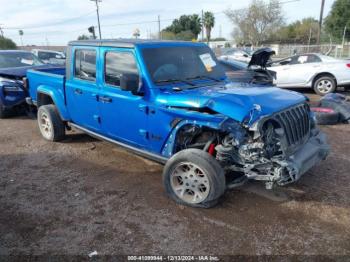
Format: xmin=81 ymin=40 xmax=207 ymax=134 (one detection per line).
xmin=0 ymin=0 xmax=335 ymax=46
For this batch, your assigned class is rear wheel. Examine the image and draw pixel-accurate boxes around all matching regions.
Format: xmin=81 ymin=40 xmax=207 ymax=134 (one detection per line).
xmin=37 ymin=104 xmax=65 ymax=141
xmin=163 ymin=149 xmax=226 ymax=208
xmin=313 ymin=76 xmax=336 ymax=95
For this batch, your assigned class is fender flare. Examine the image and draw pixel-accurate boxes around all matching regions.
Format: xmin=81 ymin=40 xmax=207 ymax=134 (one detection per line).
xmin=37 ymin=85 xmax=70 ymax=121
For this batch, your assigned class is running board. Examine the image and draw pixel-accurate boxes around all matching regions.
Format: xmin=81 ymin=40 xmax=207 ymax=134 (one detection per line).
xmin=69 ymin=123 xmax=168 ymax=164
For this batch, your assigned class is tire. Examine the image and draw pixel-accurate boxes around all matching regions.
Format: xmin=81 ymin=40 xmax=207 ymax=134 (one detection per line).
xmin=313 ymin=76 xmax=336 ymax=96
xmin=37 ymin=104 xmax=65 ymax=141
xmin=163 ymin=149 xmax=226 ymax=208
xmin=311 ymin=107 xmax=339 ymax=125
xmin=0 ymin=103 xmax=6 ymax=119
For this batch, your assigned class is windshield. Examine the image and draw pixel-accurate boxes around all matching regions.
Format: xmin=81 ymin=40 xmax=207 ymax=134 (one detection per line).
xmin=0 ymin=52 xmax=44 ymax=68
xmin=38 ymin=51 xmax=65 ymax=60
xmin=141 ymin=46 xmax=225 ymax=84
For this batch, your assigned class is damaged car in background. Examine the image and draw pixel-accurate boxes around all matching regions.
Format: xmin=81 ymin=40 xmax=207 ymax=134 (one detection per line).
xmin=26 ymin=40 xmax=330 ymax=208
xmin=218 ymin=48 xmax=277 ymax=86
xmin=0 ymin=50 xmax=59 ymax=118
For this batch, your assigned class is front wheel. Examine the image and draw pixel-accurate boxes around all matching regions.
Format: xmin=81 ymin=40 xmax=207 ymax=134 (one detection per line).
xmin=313 ymin=76 xmax=336 ymax=95
xmin=37 ymin=104 xmax=66 ymax=141
xmin=163 ymin=149 xmax=226 ymax=208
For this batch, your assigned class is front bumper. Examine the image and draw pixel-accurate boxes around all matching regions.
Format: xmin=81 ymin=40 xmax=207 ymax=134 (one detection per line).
xmin=278 ymin=129 xmax=330 ymax=185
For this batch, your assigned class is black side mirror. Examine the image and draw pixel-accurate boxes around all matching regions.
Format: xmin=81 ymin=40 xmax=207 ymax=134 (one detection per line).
xmin=120 ymin=73 xmax=140 ymax=94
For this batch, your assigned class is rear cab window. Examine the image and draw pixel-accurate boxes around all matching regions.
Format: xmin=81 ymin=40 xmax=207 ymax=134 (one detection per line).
xmin=74 ymin=49 xmax=97 ymax=81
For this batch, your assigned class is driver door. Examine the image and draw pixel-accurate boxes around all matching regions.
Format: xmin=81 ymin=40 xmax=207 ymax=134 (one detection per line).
xmin=99 ymin=48 xmax=149 ymax=148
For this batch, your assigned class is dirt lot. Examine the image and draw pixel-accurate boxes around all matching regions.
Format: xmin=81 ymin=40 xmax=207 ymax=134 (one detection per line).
xmin=0 ymin=91 xmax=350 ymax=257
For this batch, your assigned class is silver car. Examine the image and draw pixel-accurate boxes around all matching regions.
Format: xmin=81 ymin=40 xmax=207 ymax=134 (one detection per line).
xmin=269 ymin=53 xmax=350 ymax=95
xmin=219 ymin=48 xmax=252 ymax=63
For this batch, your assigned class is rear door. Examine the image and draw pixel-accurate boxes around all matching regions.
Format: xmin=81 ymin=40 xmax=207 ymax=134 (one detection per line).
xmin=65 ymin=47 xmax=101 ymax=132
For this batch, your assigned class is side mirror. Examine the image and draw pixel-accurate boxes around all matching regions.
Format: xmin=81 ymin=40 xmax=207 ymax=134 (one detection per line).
xmin=120 ymin=73 xmax=140 ymax=94
xmin=243 ymin=54 xmax=249 ymax=58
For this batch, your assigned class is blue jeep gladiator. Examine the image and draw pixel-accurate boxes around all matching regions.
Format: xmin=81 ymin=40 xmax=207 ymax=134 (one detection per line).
xmin=26 ymin=40 xmax=330 ymax=208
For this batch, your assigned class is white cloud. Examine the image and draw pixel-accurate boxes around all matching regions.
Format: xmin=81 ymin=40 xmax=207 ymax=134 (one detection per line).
xmin=0 ymin=0 xmax=334 ymax=46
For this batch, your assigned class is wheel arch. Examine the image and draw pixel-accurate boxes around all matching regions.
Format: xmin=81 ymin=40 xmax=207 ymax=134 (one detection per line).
xmin=161 ymin=120 xmax=223 ymax=158
xmin=312 ymin=72 xmax=338 ymax=88
xmin=36 ymin=86 xmax=70 ymax=120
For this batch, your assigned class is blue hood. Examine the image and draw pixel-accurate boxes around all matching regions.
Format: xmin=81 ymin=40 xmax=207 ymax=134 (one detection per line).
xmin=156 ymin=83 xmax=307 ymax=124
xmin=0 ymin=64 xmax=56 ymax=78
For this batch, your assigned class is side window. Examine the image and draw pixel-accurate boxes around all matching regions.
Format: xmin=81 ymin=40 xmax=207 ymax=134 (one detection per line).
xmin=75 ymin=49 xmax=96 ymax=81
xmin=306 ymin=55 xmax=321 ymax=63
xmin=105 ymin=51 xmax=138 ymax=87
xmin=289 ymin=56 xmax=301 ymax=65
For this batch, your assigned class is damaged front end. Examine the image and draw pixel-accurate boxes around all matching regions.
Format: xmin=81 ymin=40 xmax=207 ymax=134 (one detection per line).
xmin=218 ymin=103 xmax=329 ymax=188
xmin=169 ymin=103 xmax=330 ymax=189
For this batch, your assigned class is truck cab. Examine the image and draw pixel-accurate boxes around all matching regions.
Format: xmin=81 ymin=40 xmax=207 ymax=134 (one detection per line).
xmin=26 ymin=40 xmax=330 ymax=208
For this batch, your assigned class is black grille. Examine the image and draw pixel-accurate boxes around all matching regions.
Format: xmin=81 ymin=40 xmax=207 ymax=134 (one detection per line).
xmin=275 ymin=103 xmax=311 ymax=146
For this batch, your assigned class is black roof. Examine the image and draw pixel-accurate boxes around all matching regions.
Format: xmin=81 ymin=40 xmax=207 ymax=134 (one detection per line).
xmin=68 ymin=39 xmax=191 ymax=48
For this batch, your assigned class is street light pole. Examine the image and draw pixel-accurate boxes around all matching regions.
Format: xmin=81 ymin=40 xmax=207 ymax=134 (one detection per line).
xmin=90 ymin=0 xmax=102 ymax=39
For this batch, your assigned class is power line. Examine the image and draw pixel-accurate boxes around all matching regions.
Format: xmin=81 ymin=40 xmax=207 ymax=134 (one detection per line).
xmin=2 ymin=11 xmax=95 ymax=30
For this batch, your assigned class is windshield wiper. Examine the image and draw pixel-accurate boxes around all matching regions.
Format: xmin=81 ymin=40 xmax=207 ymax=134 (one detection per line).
xmin=155 ymin=79 xmax=195 ymax=86
xmin=186 ymin=76 xmax=221 ymax=82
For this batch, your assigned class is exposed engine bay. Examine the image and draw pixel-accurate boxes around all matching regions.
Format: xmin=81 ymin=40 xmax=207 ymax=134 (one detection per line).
xmin=173 ymin=103 xmax=330 ymax=189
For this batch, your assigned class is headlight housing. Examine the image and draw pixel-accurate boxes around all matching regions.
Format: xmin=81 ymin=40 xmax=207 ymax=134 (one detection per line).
xmin=0 ymin=77 xmax=23 ymax=93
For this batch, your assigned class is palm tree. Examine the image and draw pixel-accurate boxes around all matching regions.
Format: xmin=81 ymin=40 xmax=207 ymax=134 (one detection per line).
xmin=203 ymin=12 xmax=215 ymax=43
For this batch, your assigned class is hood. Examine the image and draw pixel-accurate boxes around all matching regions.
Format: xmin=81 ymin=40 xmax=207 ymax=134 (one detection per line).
xmin=248 ymin=48 xmax=275 ymax=69
xmin=0 ymin=64 xmax=57 ymax=79
xmin=156 ymin=83 xmax=306 ymax=124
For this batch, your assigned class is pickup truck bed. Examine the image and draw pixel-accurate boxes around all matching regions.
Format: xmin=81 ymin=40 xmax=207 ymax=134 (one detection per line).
xmin=27 ymin=67 xmax=66 ymax=105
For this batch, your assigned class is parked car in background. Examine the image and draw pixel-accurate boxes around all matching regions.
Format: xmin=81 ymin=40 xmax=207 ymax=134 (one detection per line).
xmin=268 ymin=53 xmax=350 ymax=95
xmin=26 ymin=40 xmax=329 ymax=208
xmin=219 ymin=48 xmax=252 ymax=63
xmin=0 ymin=50 xmax=58 ymax=118
xmin=218 ymin=48 xmax=276 ymax=85
xmin=32 ymin=49 xmax=66 ymax=65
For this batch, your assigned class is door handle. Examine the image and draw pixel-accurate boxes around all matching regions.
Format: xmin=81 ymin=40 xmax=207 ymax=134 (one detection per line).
xmin=74 ymin=88 xmax=83 ymax=95
xmin=99 ymin=96 xmax=112 ymax=103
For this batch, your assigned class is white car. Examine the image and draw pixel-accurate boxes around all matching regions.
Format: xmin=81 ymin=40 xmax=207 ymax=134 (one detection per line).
xmin=219 ymin=48 xmax=251 ymax=63
xmin=269 ymin=53 xmax=350 ymax=95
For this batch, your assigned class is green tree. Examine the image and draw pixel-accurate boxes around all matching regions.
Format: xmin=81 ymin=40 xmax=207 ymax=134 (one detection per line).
xmin=164 ymin=14 xmax=202 ymax=40
xmin=324 ymin=0 xmax=350 ymax=42
xmin=203 ymin=11 xmax=215 ymax=43
xmin=273 ymin=17 xmax=319 ymax=44
xmin=77 ymin=34 xmax=89 ymax=40
xmin=0 ymin=36 xmax=17 ymax=50
xmin=225 ymin=0 xmax=284 ymax=46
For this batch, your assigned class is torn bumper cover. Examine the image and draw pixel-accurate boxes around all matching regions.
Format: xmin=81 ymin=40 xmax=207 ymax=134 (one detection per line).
xmin=282 ymin=129 xmax=329 ymax=184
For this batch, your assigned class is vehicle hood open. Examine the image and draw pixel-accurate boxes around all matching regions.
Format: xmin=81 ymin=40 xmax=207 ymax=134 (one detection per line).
xmin=248 ymin=48 xmax=275 ymax=69
xmin=156 ymin=83 xmax=306 ymax=125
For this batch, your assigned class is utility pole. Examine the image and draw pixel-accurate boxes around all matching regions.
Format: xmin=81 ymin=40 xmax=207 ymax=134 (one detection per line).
xmin=308 ymin=28 xmax=312 ymax=52
xmin=317 ymin=0 xmax=325 ymax=45
xmin=158 ymin=15 xmax=161 ymax=40
xmin=342 ymin=26 xmax=347 ymax=46
xmin=0 ymin=25 xmax=3 ymax=37
xmin=201 ymin=10 xmax=204 ymax=42
xmin=90 ymin=0 xmax=102 ymax=39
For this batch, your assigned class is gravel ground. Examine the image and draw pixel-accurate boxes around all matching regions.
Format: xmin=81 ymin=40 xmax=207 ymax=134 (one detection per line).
xmin=0 ymin=92 xmax=349 ymax=257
